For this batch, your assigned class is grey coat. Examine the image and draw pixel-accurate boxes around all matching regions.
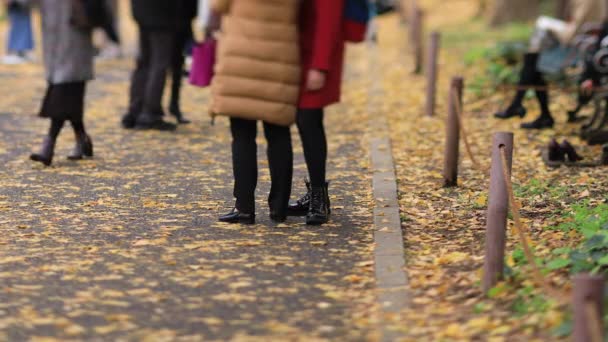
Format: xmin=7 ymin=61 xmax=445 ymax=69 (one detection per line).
xmin=39 ymin=0 xmax=95 ymax=84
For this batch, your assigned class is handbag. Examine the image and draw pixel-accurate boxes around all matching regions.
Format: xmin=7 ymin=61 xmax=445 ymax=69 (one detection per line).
xmin=189 ymin=38 xmax=217 ymax=88
xmin=537 ymin=45 xmax=578 ymax=76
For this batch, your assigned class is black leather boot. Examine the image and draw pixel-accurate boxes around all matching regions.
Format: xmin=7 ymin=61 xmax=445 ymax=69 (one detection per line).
xmin=30 ymin=136 xmax=56 ymax=166
xmin=170 ymin=103 xmax=191 ymax=124
xmin=561 ymin=140 xmax=583 ymax=162
xmin=270 ymin=211 xmax=287 ymax=223
xmin=121 ymin=113 xmax=136 ymax=129
xmin=68 ymin=134 xmax=93 ymax=160
xmin=495 ymin=53 xmax=540 ymax=120
xmin=287 ymin=181 xmax=311 ymax=217
xmin=135 ymin=112 xmax=177 ymax=131
xmin=494 ymin=105 xmax=526 ymax=119
xmin=306 ymin=183 xmax=330 ymax=226
xmin=219 ymin=207 xmax=255 ymax=224
xmin=521 ymin=115 xmax=554 ymax=129
xmin=548 ymin=139 xmax=565 ymax=162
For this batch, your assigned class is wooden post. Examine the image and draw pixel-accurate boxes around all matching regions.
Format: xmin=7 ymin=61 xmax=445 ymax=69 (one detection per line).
xmin=602 ymin=144 xmax=608 ymax=165
xmin=482 ymin=132 xmax=514 ymax=293
xmin=425 ymin=32 xmax=441 ymax=117
xmin=573 ymin=274 xmax=604 ymax=342
xmin=443 ymin=77 xmax=464 ymax=187
xmin=411 ymin=7 xmax=424 ymax=74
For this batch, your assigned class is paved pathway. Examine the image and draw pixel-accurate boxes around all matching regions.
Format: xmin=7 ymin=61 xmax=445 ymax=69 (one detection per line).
xmin=0 ymin=45 xmax=385 ymax=340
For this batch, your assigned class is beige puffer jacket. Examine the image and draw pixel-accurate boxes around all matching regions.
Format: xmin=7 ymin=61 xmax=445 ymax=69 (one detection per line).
xmin=210 ymin=0 xmax=301 ymax=126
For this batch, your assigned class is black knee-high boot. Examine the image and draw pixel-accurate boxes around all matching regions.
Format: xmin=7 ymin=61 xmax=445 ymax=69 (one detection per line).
xmin=495 ymin=53 xmax=541 ymax=119
xmin=68 ymin=119 xmax=93 ymax=160
xmin=30 ymin=119 xmax=64 ymax=166
xmin=521 ymin=78 xmax=555 ymax=129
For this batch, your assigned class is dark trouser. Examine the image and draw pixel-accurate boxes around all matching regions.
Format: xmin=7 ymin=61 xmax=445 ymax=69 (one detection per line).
xmin=230 ymin=118 xmax=293 ymax=214
xmin=296 ymin=108 xmax=327 ymax=187
xmin=128 ymin=27 xmax=174 ymax=120
xmin=169 ymin=29 xmax=191 ymax=110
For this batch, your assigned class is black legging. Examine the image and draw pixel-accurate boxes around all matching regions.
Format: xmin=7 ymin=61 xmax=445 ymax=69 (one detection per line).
xmin=170 ymin=29 xmax=192 ymax=110
xmin=48 ymin=118 xmax=86 ymax=141
xmin=230 ymin=118 xmax=293 ymax=214
xmin=296 ymin=108 xmax=327 ymax=187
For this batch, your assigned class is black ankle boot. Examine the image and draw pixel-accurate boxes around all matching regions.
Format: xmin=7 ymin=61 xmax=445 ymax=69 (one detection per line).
xmin=548 ymin=139 xmax=565 ymax=161
xmin=270 ymin=211 xmax=287 ymax=223
xmin=306 ymin=183 xmax=330 ymax=226
xmin=30 ymin=136 xmax=56 ymax=166
xmin=287 ymin=181 xmax=311 ymax=217
xmin=496 ymin=53 xmax=542 ymax=120
xmin=68 ymin=134 xmax=93 ymax=160
xmin=521 ymin=115 xmax=554 ymax=129
xmin=170 ymin=104 xmax=191 ymax=124
xmin=219 ymin=207 xmax=255 ymax=224
xmin=561 ymin=140 xmax=583 ymax=162
xmin=494 ymin=104 xmax=526 ymax=119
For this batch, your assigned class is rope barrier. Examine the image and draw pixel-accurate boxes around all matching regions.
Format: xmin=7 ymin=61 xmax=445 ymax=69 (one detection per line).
xmin=499 ymin=146 xmax=571 ymax=304
xmin=585 ymin=300 xmax=604 ymax=342
xmin=453 ymin=94 xmax=604 ymax=337
xmin=497 ymin=84 xmax=608 ymax=94
xmin=452 ymin=91 xmax=491 ymax=174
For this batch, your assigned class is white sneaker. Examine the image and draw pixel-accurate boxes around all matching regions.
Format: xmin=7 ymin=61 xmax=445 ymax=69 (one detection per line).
xmin=1 ymin=55 xmax=26 ymax=65
xmin=97 ymin=44 xmax=123 ymax=60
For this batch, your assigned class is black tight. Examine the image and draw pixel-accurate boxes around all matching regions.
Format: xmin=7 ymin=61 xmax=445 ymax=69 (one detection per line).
xmin=48 ymin=119 xmax=87 ymax=141
xmin=296 ymin=108 xmax=327 ymax=187
xmin=230 ymin=118 xmax=293 ymax=214
xmin=70 ymin=120 xmax=86 ymax=138
xmin=48 ymin=119 xmax=65 ymax=140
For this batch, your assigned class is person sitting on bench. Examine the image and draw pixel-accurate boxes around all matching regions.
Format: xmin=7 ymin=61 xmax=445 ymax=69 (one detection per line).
xmin=495 ymin=0 xmax=606 ymax=130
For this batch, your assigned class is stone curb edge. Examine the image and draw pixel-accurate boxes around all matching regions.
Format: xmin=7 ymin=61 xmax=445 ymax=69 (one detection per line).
xmin=370 ymin=136 xmax=409 ymax=341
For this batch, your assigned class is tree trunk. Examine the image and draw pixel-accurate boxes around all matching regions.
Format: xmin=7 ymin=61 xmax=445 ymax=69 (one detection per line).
xmin=555 ymin=0 xmax=570 ymax=20
xmin=476 ymin=0 xmax=488 ymax=18
xmin=488 ymin=0 xmax=539 ymax=27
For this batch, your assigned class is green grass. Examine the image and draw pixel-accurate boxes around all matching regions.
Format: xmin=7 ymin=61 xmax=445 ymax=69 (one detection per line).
xmin=442 ymin=18 xmax=533 ymax=52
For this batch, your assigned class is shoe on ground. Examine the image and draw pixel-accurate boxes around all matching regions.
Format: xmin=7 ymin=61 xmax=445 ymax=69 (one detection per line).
xmin=270 ymin=212 xmax=287 ymax=223
xmin=121 ymin=113 xmax=136 ymax=129
xmin=219 ymin=208 xmax=255 ymax=225
xmin=170 ymin=106 xmax=191 ymax=124
xmin=68 ymin=135 xmax=94 ymax=160
xmin=135 ymin=114 xmax=177 ymax=131
xmin=306 ymin=183 xmax=330 ymax=226
xmin=30 ymin=136 xmax=55 ymax=167
xmin=2 ymin=54 xmax=26 ymax=65
xmin=521 ymin=116 xmax=554 ymax=130
xmin=494 ymin=105 xmax=526 ymax=119
xmin=287 ymin=181 xmax=311 ymax=217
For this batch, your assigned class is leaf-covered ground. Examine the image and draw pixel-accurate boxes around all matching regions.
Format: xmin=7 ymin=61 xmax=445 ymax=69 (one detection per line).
xmin=381 ymin=0 xmax=608 ymax=340
xmin=4 ymin=1 xmax=608 ymax=341
xmin=0 ymin=16 xmax=381 ymax=342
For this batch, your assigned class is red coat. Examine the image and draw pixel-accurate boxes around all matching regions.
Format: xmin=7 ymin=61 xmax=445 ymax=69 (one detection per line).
xmin=298 ymin=0 xmax=346 ymax=109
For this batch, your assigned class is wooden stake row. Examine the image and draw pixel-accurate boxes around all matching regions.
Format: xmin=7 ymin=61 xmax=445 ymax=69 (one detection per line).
xmin=435 ymin=75 xmax=604 ymax=340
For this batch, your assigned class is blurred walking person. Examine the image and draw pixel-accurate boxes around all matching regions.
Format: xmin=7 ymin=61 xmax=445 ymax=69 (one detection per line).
xmin=121 ymin=0 xmax=182 ymax=131
xmin=2 ymin=0 xmax=34 ymax=64
xmin=287 ymin=0 xmax=346 ymax=225
xmin=30 ymin=0 xmax=102 ymax=166
xmin=210 ymin=0 xmax=301 ymax=224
